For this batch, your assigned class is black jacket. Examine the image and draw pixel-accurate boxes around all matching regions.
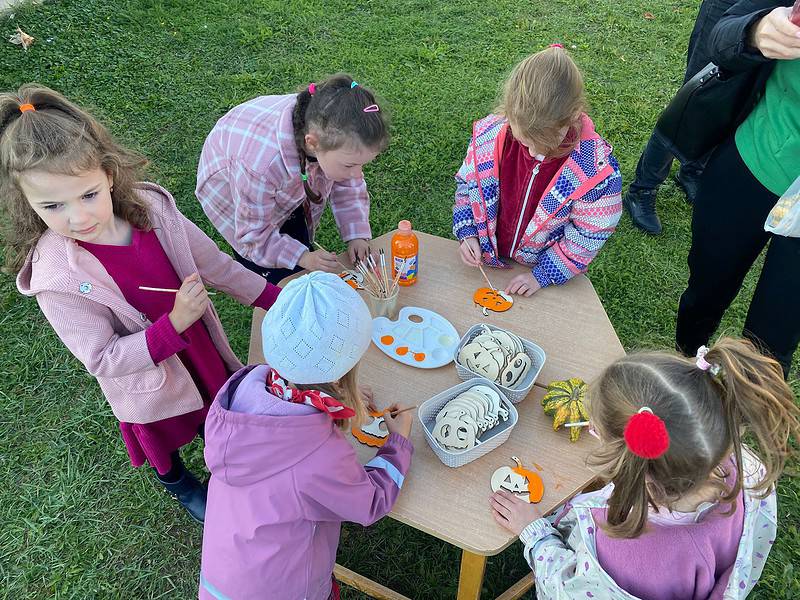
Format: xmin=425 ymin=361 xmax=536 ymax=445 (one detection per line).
xmin=708 ymin=0 xmax=791 ymax=78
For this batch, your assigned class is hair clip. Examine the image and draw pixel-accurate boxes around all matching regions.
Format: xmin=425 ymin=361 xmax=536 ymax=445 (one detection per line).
xmin=363 ymin=104 xmax=379 ymax=113
xmin=696 ymin=346 xmax=721 ymax=376
xmin=19 ymin=103 xmax=35 ymax=113
xmin=549 ymin=43 xmax=564 ymax=49
xmin=350 ymin=81 xmax=359 ymax=89
xmin=308 ymin=83 xmax=316 ymax=95
xmin=623 ymin=406 xmax=669 ymax=459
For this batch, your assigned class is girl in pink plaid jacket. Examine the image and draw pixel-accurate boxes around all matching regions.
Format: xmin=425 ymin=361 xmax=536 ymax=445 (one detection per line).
xmin=196 ymin=74 xmax=390 ymax=283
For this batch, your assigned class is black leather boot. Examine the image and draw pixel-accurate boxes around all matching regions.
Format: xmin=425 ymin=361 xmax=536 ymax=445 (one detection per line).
xmin=623 ymin=188 xmax=662 ymax=234
xmin=157 ymin=470 xmax=207 ymax=524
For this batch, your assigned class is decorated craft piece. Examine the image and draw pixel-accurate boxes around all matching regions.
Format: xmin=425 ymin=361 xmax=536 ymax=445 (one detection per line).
xmin=456 ymin=325 xmax=532 ymax=389
xmin=372 ymin=306 xmax=459 ymax=369
xmin=339 ymin=269 xmax=365 ymax=290
xmin=432 ymin=385 xmax=509 ymax=451
xmin=473 ymin=287 xmax=513 ymax=316
xmin=542 ymin=377 xmax=589 ymax=442
xmin=491 ymin=456 xmax=544 ymax=503
xmin=352 ymin=411 xmax=389 ymax=447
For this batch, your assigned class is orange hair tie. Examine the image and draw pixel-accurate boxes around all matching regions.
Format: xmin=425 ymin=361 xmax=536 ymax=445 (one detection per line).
xmin=19 ymin=103 xmax=35 ymax=113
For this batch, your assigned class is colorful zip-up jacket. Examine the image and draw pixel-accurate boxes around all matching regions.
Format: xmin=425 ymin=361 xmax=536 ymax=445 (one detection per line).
xmin=452 ymin=113 xmax=622 ymax=287
xmin=518 ymin=449 xmax=776 ymax=599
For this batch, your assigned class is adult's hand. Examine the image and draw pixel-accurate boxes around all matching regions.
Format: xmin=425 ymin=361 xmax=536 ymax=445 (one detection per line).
xmin=750 ymin=7 xmax=800 ymax=60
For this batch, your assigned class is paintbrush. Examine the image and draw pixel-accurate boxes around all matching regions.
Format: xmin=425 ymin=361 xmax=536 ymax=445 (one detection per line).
xmin=312 ymin=241 xmax=349 ymax=271
xmin=477 ymin=263 xmax=496 ymax=292
xmin=383 ymin=405 xmax=417 ymax=417
xmin=388 ymin=258 xmax=406 ymax=296
xmin=139 ymin=286 xmax=217 ymax=296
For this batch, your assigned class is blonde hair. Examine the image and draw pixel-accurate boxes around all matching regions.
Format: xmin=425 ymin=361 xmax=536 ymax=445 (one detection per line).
xmin=588 ymin=337 xmax=800 ymax=539
xmin=496 ymin=46 xmax=586 ymax=158
xmin=294 ymin=364 xmax=366 ymax=429
xmin=0 ymin=84 xmax=151 ymax=273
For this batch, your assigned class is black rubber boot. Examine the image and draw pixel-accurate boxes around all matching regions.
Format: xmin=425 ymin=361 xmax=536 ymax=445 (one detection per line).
xmin=157 ymin=470 xmax=207 ymax=524
xmin=623 ymin=188 xmax=662 ymax=235
xmin=675 ymin=168 xmax=702 ymax=205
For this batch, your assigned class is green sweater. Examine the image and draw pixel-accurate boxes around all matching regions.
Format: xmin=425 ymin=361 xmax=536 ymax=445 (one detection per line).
xmin=736 ymin=58 xmax=800 ymax=196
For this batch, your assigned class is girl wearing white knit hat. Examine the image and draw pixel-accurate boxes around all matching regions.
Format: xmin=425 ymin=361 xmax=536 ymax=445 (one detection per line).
xmin=200 ymin=272 xmax=414 ymax=600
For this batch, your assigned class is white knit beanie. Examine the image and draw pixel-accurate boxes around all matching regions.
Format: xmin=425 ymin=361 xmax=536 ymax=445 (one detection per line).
xmin=261 ymin=271 xmax=373 ymax=384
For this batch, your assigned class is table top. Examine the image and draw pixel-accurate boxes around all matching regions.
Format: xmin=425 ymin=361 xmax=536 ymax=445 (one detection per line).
xmin=248 ymin=231 xmax=625 ymax=555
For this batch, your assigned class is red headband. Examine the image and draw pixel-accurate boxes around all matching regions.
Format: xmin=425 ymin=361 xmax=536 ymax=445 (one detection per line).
xmin=623 ymin=407 xmax=669 ymax=459
xmin=550 ymin=43 xmax=564 ymax=49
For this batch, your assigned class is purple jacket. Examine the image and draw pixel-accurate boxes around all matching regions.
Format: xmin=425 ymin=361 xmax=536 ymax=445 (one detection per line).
xmin=200 ymin=365 xmax=413 ymax=600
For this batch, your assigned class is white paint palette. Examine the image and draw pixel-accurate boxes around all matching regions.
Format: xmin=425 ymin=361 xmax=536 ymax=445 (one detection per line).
xmin=372 ymin=306 xmax=460 ymax=369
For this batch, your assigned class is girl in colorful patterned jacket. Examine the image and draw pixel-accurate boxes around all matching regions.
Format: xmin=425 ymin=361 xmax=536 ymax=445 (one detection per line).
xmin=196 ymin=74 xmax=389 ymax=284
xmin=490 ymin=337 xmax=800 ymax=599
xmin=3 ymin=85 xmax=282 ymax=524
xmin=200 ymin=272 xmax=413 ymax=600
xmin=453 ymin=46 xmax=623 ymax=296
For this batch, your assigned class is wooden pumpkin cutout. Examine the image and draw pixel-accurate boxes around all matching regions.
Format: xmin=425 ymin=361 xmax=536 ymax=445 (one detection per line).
xmin=490 ymin=456 xmax=544 ymax=503
xmin=473 ymin=287 xmax=513 ymax=316
xmin=352 ymin=411 xmax=389 ymax=447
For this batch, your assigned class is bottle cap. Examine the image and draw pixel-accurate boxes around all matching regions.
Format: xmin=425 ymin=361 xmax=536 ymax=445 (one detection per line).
xmin=398 ymin=220 xmax=412 ymax=231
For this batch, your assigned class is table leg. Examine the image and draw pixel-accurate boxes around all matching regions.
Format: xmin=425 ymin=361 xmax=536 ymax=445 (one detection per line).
xmin=457 ymin=549 xmax=487 ymax=600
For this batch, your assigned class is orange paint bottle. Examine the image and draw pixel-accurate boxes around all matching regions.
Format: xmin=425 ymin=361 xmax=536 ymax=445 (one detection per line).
xmin=391 ymin=220 xmax=419 ymax=286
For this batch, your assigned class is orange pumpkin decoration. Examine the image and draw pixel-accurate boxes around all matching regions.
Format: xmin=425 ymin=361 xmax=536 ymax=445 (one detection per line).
xmin=352 ymin=411 xmax=389 ymax=447
xmin=473 ymin=287 xmax=513 ymax=316
xmin=491 ymin=456 xmax=544 ymax=503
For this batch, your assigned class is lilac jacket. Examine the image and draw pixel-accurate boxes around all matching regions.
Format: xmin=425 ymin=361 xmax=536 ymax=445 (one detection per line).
xmin=15 ymin=183 xmax=277 ymax=424
xmin=519 ymin=449 xmax=776 ymax=599
xmin=200 ymin=365 xmax=413 ymax=600
xmin=196 ymin=94 xmax=372 ymax=270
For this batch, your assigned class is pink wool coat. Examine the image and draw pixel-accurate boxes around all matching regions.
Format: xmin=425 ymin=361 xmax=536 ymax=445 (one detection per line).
xmin=16 ymin=182 xmax=276 ymax=424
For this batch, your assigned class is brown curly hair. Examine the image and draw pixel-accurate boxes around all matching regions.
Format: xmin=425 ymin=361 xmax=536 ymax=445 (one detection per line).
xmin=0 ymin=84 xmax=151 ymax=273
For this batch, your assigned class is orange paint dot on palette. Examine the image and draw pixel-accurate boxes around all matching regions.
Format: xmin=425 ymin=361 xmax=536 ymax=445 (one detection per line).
xmin=414 ymin=353 xmax=426 ymax=362
xmin=395 ymin=346 xmax=409 ymax=356
xmin=380 ymin=335 xmax=394 ymax=345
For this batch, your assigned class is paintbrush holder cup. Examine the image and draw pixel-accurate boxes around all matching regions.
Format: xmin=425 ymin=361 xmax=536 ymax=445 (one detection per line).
xmin=364 ymin=288 xmax=399 ymax=320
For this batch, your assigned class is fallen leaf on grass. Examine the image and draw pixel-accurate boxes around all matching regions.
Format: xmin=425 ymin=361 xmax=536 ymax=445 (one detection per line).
xmin=9 ymin=26 xmax=34 ymax=50
xmin=643 ymin=12 xmax=655 ymax=20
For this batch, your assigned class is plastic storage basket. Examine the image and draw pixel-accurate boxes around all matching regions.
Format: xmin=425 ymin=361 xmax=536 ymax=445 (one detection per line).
xmin=418 ymin=378 xmax=518 ymax=468
xmin=454 ymin=323 xmax=546 ymax=403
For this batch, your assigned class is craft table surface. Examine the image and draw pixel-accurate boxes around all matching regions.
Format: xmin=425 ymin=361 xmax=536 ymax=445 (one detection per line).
xmin=248 ymin=231 xmax=625 ymax=556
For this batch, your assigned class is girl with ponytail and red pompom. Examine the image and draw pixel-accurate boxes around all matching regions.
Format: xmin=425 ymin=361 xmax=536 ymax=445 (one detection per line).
xmin=490 ymin=337 xmax=800 ymax=599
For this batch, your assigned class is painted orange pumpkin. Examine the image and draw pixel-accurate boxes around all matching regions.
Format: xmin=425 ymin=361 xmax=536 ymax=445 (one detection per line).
xmin=473 ymin=287 xmax=513 ymax=316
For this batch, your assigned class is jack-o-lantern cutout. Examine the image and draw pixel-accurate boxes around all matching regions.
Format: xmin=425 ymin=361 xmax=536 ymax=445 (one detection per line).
xmin=473 ymin=287 xmax=513 ymax=316
xmin=432 ymin=416 xmax=477 ymax=450
xmin=490 ymin=456 xmax=544 ymax=503
xmin=352 ymin=411 xmax=389 ymax=447
xmin=339 ymin=270 xmax=364 ymax=290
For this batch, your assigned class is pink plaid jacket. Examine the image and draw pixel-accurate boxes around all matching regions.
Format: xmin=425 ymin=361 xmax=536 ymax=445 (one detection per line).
xmin=196 ymin=94 xmax=372 ymax=270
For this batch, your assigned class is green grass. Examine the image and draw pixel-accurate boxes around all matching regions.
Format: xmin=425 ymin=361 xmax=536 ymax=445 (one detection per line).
xmin=0 ymin=0 xmax=798 ymax=597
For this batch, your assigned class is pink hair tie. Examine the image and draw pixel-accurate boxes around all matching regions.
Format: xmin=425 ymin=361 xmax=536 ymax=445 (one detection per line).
xmin=550 ymin=43 xmax=564 ymax=48
xmin=363 ymin=104 xmax=379 ymax=113
xmin=308 ymin=83 xmax=316 ymax=95
xmin=696 ymin=346 xmax=721 ymax=376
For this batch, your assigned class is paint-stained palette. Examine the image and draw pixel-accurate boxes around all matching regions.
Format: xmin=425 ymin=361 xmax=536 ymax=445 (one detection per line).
xmin=372 ymin=307 xmax=460 ymax=369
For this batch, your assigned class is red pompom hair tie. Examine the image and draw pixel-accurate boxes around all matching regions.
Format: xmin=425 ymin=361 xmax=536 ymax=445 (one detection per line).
xmin=623 ymin=407 xmax=670 ymax=459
